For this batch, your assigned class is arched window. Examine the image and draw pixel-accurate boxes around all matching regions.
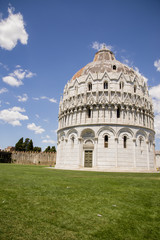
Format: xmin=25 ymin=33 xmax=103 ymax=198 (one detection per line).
xmin=113 ymin=65 xmax=116 ymax=70
xmin=104 ymin=81 xmax=108 ymax=89
xmin=104 ymin=135 xmax=108 ymax=148
xmin=88 ymin=108 xmax=91 ymax=118
xmin=124 ymin=136 xmax=127 ymax=148
xmin=88 ymin=83 xmax=92 ymax=91
xmin=134 ymin=85 xmax=137 ymax=93
xmin=71 ymin=136 xmax=74 ymax=148
xmin=139 ymin=138 xmax=142 ymax=147
xmin=117 ymin=106 xmax=121 ymax=118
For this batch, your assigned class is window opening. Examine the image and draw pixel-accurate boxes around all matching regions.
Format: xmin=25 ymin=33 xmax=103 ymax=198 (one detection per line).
xmin=124 ymin=136 xmax=127 ymax=148
xmin=71 ymin=136 xmax=74 ymax=148
xmin=113 ymin=65 xmax=116 ymax=70
xmin=134 ymin=85 xmax=136 ymax=93
xmin=88 ymin=83 xmax=92 ymax=91
xmin=104 ymin=135 xmax=108 ymax=148
xmin=88 ymin=108 xmax=91 ymax=118
xmin=120 ymin=82 xmax=124 ymax=90
xmin=104 ymin=81 xmax=108 ymax=89
xmin=117 ymin=106 xmax=121 ymax=118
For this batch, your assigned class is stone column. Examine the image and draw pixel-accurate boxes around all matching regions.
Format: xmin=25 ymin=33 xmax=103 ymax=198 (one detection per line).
xmin=133 ymin=138 xmax=136 ymax=169
xmin=146 ymin=140 xmax=150 ymax=170
xmin=108 ymin=105 xmax=112 ymax=123
xmin=102 ymin=105 xmax=105 ymax=122
xmin=94 ymin=137 xmax=98 ymax=167
xmin=70 ymin=109 xmax=73 ymax=126
xmin=137 ymin=108 xmax=140 ymax=125
xmin=78 ymin=137 xmax=83 ymax=167
xmin=83 ymin=106 xmax=87 ymax=124
xmin=115 ymin=137 xmax=118 ymax=168
xmin=96 ymin=105 xmax=99 ymax=123
xmin=79 ymin=107 xmax=82 ymax=124
xmin=126 ymin=105 xmax=129 ymax=124
xmin=90 ymin=105 xmax=93 ymax=123
xmin=114 ymin=104 xmax=117 ymax=124
xmin=74 ymin=108 xmax=77 ymax=125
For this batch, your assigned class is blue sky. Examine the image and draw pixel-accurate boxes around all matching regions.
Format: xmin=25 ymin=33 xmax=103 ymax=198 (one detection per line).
xmin=0 ymin=0 xmax=160 ymax=150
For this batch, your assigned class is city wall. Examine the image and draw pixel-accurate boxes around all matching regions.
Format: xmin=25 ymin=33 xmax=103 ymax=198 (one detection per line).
xmin=11 ymin=152 xmax=56 ymax=166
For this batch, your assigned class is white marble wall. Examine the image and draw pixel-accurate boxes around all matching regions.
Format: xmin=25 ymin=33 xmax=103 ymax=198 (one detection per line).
xmin=56 ymin=125 xmax=155 ymax=171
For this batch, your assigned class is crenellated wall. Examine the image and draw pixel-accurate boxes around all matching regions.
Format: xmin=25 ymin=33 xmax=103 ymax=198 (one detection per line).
xmin=11 ymin=152 xmax=56 ymax=166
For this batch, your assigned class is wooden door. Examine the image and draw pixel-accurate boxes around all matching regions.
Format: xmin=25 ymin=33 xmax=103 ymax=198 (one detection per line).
xmin=84 ymin=150 xmax=92 ymax=167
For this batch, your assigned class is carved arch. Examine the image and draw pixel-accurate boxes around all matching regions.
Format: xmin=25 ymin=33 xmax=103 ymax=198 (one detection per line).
xmin=97 ymin=126 xmax=116 ymax=138
xmin=134 ymin=129 xmax=147 ymax=139
xmin=66 ymin=128 xmax=78 ymax=138
xmin=117 ymin=127 xmax=134 ymax=138
xmin=81 ymin=128 xmax=95 ymax=138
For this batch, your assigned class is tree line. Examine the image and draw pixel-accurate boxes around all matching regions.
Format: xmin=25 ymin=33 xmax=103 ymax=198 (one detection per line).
xmin=15 ymin=137 xmax=56 ymax=153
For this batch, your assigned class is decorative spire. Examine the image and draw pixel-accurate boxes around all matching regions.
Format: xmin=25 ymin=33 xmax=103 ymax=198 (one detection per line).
xmin=102 ymin=43 xmax=107 ymax=50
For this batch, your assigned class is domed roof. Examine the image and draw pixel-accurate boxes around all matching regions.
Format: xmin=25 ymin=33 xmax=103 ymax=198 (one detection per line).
xmin=71 ymin=46 xmax=139 ymax=82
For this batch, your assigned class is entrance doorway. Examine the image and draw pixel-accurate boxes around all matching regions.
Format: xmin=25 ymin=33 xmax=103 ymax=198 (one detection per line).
xmin=84 ymin=150 xmax=92 ymax=167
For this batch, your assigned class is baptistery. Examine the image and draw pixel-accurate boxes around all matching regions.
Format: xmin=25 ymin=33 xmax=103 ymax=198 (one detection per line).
xmin=56 ymin=46 xmax=155 ymax=171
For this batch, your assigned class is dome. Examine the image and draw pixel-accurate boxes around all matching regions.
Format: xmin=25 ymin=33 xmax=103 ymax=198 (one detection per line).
xmin=56 ymin=46 xmax=155 ymax=172
xmin=71 ymin=46 xmax=146 ymax=88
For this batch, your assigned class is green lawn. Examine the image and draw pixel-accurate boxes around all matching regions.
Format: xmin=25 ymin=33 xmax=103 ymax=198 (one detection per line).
xmin=0 ymin=164 xmax=160 ymax=240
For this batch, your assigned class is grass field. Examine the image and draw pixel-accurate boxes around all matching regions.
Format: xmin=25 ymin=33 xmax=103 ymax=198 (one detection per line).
xmin=0 ymin=164 xmax=160 ymax=240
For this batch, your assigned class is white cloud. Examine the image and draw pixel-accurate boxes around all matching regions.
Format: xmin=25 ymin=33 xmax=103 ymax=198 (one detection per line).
xmin=35 ymin=114 xmax=39 ymax=118
xmin=27 ymin=123 xmax=45 ymax=134
xmin=0 ymin=106 xmax=28 ymax=126
xmin=45 ymin=135 xmax=50 ymax=139
xmin=40 ymin=96 xmax=47 ymax=100
xmin=42 ymin=139 xmax=56 ymax=144
xmin=13 ymin=69 xmax=26 ymax=80
xmin=17 ymin=93 xmax=28 ymax=102
xmin=149 ymin=84 xmax=160 ymax=139
xmin=154 ymin=59 xmax=160 ymax=72
xmin=0 ymin=7 xmax=28 ymax=50
xmin=5 ymin=102 xmax=10 ymax=105
xmin=33 ymin=96 xmax=57 ymax=103
xmin=0 ymin=62 xmax=9 ymax=71
xmin=0 ymin=88 xmax=8 ymax=94
xmin=25 ymin=71 xmax=36 ymax=78
xmin=11 ymin=106 xmax=25 ymax=112
xmin=154 ymin=115 xmax=160 ymax=138
xmin=33 ymin=97 xmax=39 ymax=101
xmin=15 ymin=65 xmax=21 ymax=68
xmin=149 ymin=84 xmax=160 ymax=101
xmin=2 ymin=76 xmax=23 ymax=87
xmin=92 ymin=41 xmax=113 ymax=51
xmin=49 ymin=98 xmax=57 ymax=103
xmin=43 ymin=119 xmax=49 ymax=123
xmin=2 ymin=67 xmax=35 ymax=87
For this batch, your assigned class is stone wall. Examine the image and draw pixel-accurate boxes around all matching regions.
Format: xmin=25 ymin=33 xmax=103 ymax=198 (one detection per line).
xmin=11 ymin=152 xmax=56 ymax=166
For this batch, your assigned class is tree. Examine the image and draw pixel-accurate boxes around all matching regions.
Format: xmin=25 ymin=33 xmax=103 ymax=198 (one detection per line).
xmin=15 ymin=137 xmax=24 ymax=151
xmin=44 ymin=146 xmax=56 ymax=153
xmin=23 ymin=138 xmax=30 ymax=151
xmin=15 ymin=137 xmax=42 ymax=152
xmin=33 ymin=147 xmax=41 ymax=152
xmin=50 ymin=146 xmax=56 ymax=153
xmin=27 ymin=140 xmax=33 ymax=151
xmin=44 ymin=146 xmax=51 ymax=152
